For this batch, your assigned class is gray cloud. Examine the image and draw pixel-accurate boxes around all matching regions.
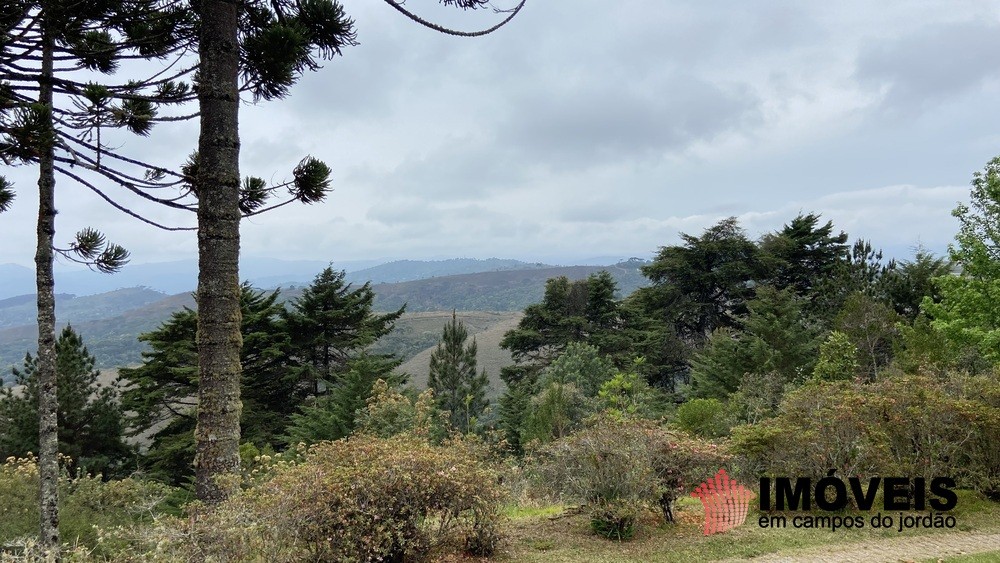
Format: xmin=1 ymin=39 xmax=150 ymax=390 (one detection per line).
xmin=855 ymin=20 xmax=1000 ymax=113
xmin=5 ymin=1 xmax=1000 ymax=271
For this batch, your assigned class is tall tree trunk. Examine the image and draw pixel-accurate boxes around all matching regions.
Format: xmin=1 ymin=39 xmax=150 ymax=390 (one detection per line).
xmin=194 ymin=0 xmax=243 ymax=503
xmin=35 ymin=21 xmax=59 ymax=554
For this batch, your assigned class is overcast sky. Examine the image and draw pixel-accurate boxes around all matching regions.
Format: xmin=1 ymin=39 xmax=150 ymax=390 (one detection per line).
xmin=5 ymin=0 xmax=1000 ymax=269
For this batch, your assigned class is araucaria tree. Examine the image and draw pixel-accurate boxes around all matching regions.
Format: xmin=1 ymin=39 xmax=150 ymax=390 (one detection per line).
xmin=428 ymin=312 xmax=489 ymax=433
xmin=191 ymin=0 xmax=524 ymax=502
xmin=1 ymin=0 xmax=195 ymax=548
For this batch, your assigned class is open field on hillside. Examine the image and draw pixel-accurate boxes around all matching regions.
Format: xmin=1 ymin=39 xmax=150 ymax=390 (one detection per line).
xmin=392 ymin=311 xmax=522 ymax=396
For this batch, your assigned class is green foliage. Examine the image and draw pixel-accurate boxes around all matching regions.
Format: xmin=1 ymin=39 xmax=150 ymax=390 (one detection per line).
xmin=540 ymin=341 xmax=615 ymax=397
xmin=687 ymin=327 xmax=746 ymax=399
xmin=589 ymin=500 xmax=637 ymax=541
xmin=639 ymin=217 xmax=765 ymax=341
xmin=354 ymin=379 xmax=448 ymax=442
xmin=145 ymin=435 xmax=505 ymax=562
xmin=0 ymin=326 xmax=133 ymax=477
xmin=731 ymin=375 xmax=1000 ymax=495
xmin=519 ymin=382 xmax=590 ymax=446
xmin=0 ymin=176 xmax=14 ymax=212
xmin=812 ymin=331 xmax=860 ymax=381
xmin=690 ymin=286 xmax=819 ymax=399
xmin=119 ymin=271 xmax=405 ymax=483
xmin=673 ymin=398 xmax=729 ymax=438
xmin=283 ymin=354 xmax=405 ymax=445
xmin=283 ymin=266 xmax=404 ymax=396
xmin=895 ymin=314 xmax=972 ymax=376
xmin=883 ymin=248 xmax=952 ymax=320
xmin=760 ymin=212 xmax=849 ymax=301
xmin=427 ymin=312 xmax=489 ymax=433
xmin=500 ymin=271 xmax=626 ymax=386
xmin=497 ymin=380 xmax=533 ymax=453
xmin=0 ymin=456 xmax=174 ymax=552
xmin=919 ymin=156 xmax=1000 ymax=369
xmin=834 ymin=291 xmax=900 ymax=381
xmin=596 ymin=362 xmax=663 ymax=420
xmin=120 ymin=285 xmax=294 ymax=483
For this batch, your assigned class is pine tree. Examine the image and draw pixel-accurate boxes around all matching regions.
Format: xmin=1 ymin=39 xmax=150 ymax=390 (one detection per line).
xmin=119 ymin=284 xmax=293 ymax=484
xmin=0 ymin=326 xmax=133 ymax=477
xmin=428 ymin=312 xmax=489 ymax=433
xmin=283 ymin=266 xmax=404 ymax=396
xmin=283 ymin=354 xmax=405 ymax=445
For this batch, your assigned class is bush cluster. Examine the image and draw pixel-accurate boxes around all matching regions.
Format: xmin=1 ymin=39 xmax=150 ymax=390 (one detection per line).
xmin=140 ymin=433 xmax=506 ymax=562
xmin=0 ymin=455 xmax=173 ymax=558
xmin=530 ymin=417 xmax=729 ymax=539
xmin=731 ymin=374 xmax=1000 ymax=498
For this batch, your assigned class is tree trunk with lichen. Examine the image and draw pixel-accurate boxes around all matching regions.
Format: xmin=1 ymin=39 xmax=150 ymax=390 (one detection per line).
xmin=34 ymin=20 xmax=60 ymax=553
xmin=194 ymin=0 xmax=243 ymax=504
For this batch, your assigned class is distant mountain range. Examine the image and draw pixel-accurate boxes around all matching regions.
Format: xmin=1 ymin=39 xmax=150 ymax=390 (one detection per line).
xmin=0 ymin=258 xmax=650 ymax=383
xmin=0 ymin=257 xmax=597 ymax=300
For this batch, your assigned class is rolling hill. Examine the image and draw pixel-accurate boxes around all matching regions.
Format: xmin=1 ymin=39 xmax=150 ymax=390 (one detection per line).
xmin=391 ymin=311 xmax=522 ymax=397
xmin=0 ymin=259 xmax=649 ymax=382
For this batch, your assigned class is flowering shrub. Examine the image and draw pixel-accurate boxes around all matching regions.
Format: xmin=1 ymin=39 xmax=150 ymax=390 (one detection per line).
xmin=0 ymin=455 xmax=173 ymax=558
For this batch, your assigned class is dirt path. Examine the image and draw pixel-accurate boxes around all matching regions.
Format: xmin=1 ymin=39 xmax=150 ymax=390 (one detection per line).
xmin=727 ymin=531 xmax=1000 ymax=562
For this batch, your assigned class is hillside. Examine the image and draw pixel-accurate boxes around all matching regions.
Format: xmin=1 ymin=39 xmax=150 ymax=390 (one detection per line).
xmin=0 ymin=293 xmax=196 ymax=380
xmin=385 ymin=311 xmax=522 ymax=397
xmin=0 ymin=260 xmax=648 ymax=380
xmin=0 ymin=287 xmax=169 ymax=329
xmin=371 ymin=261 xmax=647 ymax=312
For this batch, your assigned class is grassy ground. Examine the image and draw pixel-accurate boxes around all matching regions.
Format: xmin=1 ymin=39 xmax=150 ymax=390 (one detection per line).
xmin=496 ymin=491 xmax=1000 ymax=562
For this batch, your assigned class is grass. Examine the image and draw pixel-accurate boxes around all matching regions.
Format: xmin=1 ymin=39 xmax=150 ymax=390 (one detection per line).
xmin=497 ymin=491 xmax=1000 ymax=562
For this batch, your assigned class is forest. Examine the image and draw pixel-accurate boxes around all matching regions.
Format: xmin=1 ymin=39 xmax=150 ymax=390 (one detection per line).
xmin=2 ymin=157 xmax=1000 ymax=559
xmin=3 ymin=0 xmax=1000 ymax=560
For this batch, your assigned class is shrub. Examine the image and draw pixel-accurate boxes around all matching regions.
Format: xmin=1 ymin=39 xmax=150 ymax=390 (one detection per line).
xmin=140 ymin=433 xmax=506 ymax=562
xmin=731 ymin=375 xmax=1000 ymax=497
xmin=531 ymin=417 xmax=729 ymax=539
xmin=674 ymin=398 xmax=730 ymax=438
xmin=812 ymin=330 xmax=860 ymax=382
xmin=589 ymin=500 xmax=637 ymax=541
xmin=0 ymin=455 xmax=174 ymax=556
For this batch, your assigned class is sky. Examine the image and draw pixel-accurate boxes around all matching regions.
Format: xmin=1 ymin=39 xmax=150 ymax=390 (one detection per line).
xmin=5 ymin=0 xmax=1000 ymax=270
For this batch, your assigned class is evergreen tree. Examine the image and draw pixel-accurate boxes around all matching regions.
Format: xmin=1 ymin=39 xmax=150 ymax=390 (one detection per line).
xmin=639 ymin=217 xmax=765 ymax=341
xmin=689 ymin=286 xmax=819 ymax=399
xmin=283 ymin=266 xmax=404 ymax=396
xmin=0 ymin=326 xmax=133 ymax=476
xmin=283 ymin=354 xmax=405 ymax=445
xmin=539 ymin=342 xmax=615 ymax=397
xmin=883 ymin=248 xmax=951 ymax=321
xmin=759 ymin=212 xmax=849 ymax=301
xmin=120 ymin=284 xmax=293 ymax=484
xmin=428 ymin=311 xmax=489 ymax=433
xmin=500 ymin=271 xmax=626 ymax=386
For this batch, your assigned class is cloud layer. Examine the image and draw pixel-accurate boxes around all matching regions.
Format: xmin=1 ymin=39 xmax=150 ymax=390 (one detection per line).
xmin=4 ymin=0 xmax=999 ymax=270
